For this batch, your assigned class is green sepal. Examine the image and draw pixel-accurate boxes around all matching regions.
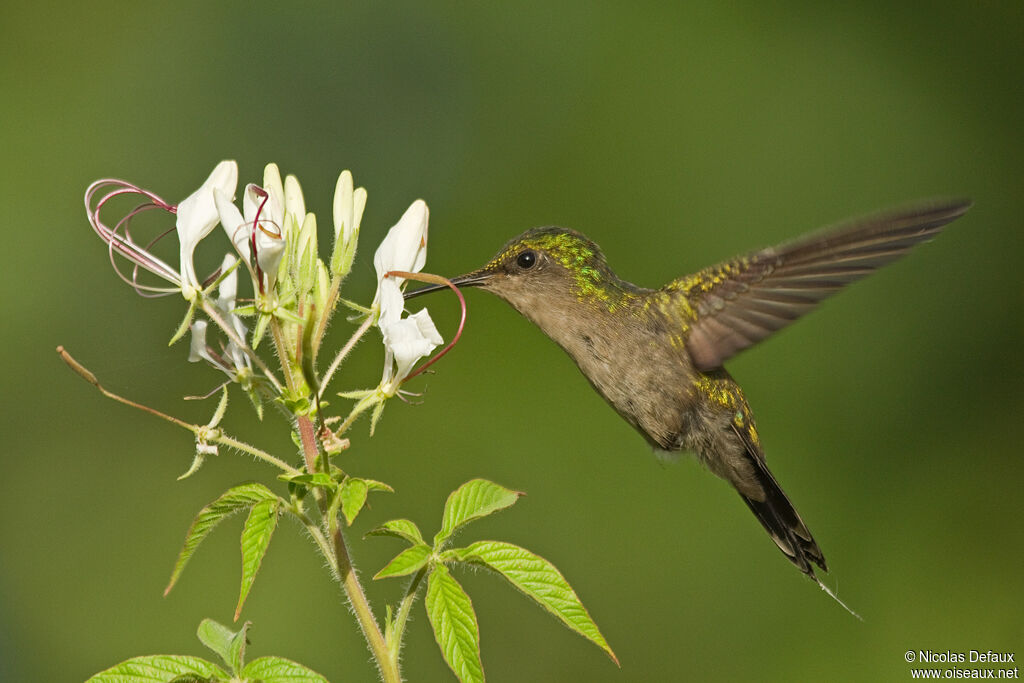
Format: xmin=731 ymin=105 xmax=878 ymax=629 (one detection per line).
xmin=196 ymin=618 xmax=250 ymax=675
xmin=337 ymin=388 xmax=374 ymax=400
xmin=232 ymin=304 xmax=258 ymax=317
xmin=165 ymin=484 xmax=279 ymax=595
xmin=85 ymin=654 xmax=227 ymax=683
xmin=273 ymin=306 xmax=305 ymax=326
xmin=434 ymin=479 xmax=523 ymax=548
xmin=425 ymin=563 xmax=484 ymax=683
xmin=338 ymin=297 xmax=373 ymax=315
xmin=169 ymin=299 xmax=199 ymax=346
xmin=369 ymin=399 xmax=386 ymax=435
xmin=176 ymin=451 xmax=207 ymax=481
xmin=241 ymin=656 xmax=329 ymax=683
xmin=235 ymin=499 xmax=280 ymax=620
xmin=251 ymin=312 xmax=271 ymax=349
xmin=366 ymin=518 xmax=424 ymax=546
xmin=374 ymin=543 xmax=432 ymax=580
xmin=445 ymin=540 xmax=618 ymax=665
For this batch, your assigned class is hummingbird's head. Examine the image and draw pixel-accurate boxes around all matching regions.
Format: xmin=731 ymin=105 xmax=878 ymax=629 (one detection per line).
xmin=406 ymin=227 xmax=644 ymax=315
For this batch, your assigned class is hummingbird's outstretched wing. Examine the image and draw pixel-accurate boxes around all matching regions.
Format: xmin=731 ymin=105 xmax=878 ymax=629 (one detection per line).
xmin=669 ymin=200 xmax=971 ymax=371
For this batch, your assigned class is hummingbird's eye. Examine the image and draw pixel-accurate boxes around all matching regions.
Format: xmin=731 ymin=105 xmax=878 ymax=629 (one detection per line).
xmin=516 ymin=250 xmax=537 ymax=269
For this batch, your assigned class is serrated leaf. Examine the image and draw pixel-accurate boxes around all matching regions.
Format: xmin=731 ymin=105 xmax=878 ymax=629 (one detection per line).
xmin=425 ymin=564 xmax=484 ymax=683
xmin=197 ymin=618 xmax=250 ymax=674
xmin=366 ymin=518 xmax=424 ymax=545
xmin=86 ymin=654 xmax=227 ymax=682
xmin=165 ymin=484 xmax=279 ymax=595
xmin=448 ymin=541 xmax=618 ymax=665
xmin=241 ymin=656 xmax=329 ymax=683
xmin=236 ymin=500 xmax=280 ymax=619
xmin=340 ymin=478 xmax=369 ymax=526
xmin=434 ymin=479 xmax=522 ymax=548
xmin=374 ymin=544 xmax=432 ymax=580
xmin=277 ymin=472 xmax=338 ymax=491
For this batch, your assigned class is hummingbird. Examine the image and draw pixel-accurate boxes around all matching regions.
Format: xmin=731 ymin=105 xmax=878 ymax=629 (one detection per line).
xmin=406 ymin=200 xmax=970 ymax=607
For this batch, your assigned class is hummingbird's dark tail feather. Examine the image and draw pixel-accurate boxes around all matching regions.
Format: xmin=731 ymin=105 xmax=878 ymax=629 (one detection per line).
xmin=730 ymin=423 xmax=862 ymax=618
xmin=731 ymin=424 xmax=826 ymax=577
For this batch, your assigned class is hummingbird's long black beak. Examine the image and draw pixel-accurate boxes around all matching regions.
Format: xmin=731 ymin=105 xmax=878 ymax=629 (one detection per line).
xmin=404 ymin=270 xmax=492 ymax=300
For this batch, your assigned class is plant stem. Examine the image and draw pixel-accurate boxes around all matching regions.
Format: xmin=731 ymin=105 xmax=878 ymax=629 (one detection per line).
xmin=388 ymin=566 xmax=428 ymax=667
xmin=200 ymin=299 xmax=284 ymax=394
xmin=292 ymin=409 xmax=396 ymax=683
xmin=214 ymin=433 xmax=301 ymax=476
xmin=329 ymin=515 xmax=399 ymax=683
xmin=318 ymin=312 xmax=375 ymax=398
xmin=58 ymin=346 xmax=300 ymax=476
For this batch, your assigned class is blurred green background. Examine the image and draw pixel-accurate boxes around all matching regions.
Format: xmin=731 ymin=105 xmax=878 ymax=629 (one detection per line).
xmin=2 ymin=2 xmax=1021 ymax=681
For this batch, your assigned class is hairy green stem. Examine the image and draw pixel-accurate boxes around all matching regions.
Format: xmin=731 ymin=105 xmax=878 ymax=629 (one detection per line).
xmin=200 ymin=299 xmax=284 ymax=394
xmin=388 ymin=565 xmax=428 ymax=668
xmin=292 ymin=406 xmax=395 ymax=682
xmin=318 ymin=312 xmax=375 ymax=399
xmin=213 ymin=433 xmax=300 ymax=475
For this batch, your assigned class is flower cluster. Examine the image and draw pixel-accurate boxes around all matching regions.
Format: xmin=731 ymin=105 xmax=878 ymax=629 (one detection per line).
xmin=85 ymin=161 xmax=451 ymax=442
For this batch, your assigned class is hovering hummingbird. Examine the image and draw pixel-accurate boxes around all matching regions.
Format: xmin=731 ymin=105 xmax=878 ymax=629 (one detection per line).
xmin=406 ymin=200 xmax=970 ymax=607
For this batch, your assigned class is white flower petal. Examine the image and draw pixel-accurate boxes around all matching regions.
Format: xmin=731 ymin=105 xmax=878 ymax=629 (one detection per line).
xmin=284 ymin=174 xmax=306 ymax=224
xmin=188 ymin=320 xmax=211 ymax=363
xmin=376 ymin=277 xmax=406 ymax=329
xmin=215 ymin=188 xmax=250 ymax=261
xmin=381 ymin=308 xmax=443 ymax=386
xmin=262 ymin=164 xmax=285 ymax=225
xmin=176 ymin=160 xmax=238 ymax=292
xmin=372 ymin=199 xmax=429 ymax=309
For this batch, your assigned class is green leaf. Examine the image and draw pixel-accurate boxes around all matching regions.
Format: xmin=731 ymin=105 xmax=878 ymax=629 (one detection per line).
xmin=165 ymin=484 xmax=279 ymax=595
xmin=362 ymin=477 xmax=395 ymax=493
xmin=366 ymin=518 xmax=424 ymax=545
xmin=425 ymin=563 xmax=484 ymax=683
xmin=447 ymin=540 xmax=618 ymax=665
xmin=235 ymin=499 xmax=280 ymax=619
xmin=374 ymin=544 xmax=432 ymax=580
xmin=434 ymin=479 xmax=522 ymax=548
xmin=277 ymin=472 xmax=338 ymax=491
xmin=86 ymin=655 xmax=227 ymax=683
xmin=340 ymin=477 xmax=369 ymax=526
xmin=241 ymin=656 xmax=329 ymax=683
xmin=196 ymin=618 xmax=250 ymax=674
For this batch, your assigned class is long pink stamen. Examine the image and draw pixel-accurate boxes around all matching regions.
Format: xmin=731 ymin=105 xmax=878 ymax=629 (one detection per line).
xmin=84 ymin=179 xmax=181 ymax=296
xmin=383 ymin=270 xmax=467 ymax=383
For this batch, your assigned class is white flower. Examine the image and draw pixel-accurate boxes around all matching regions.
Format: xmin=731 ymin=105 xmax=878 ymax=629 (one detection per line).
xmin=175 ymin=161 xmax=238 ymax=300
xmin=379 ymin=309 xmax=443 ymax=394
xmin=371 ymin=199 xmax=441 ymax=395
xmin=215 ymin=164 xmax=287 ymax=291
xmin=86 ymin=161 xmax=238 ymax=299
